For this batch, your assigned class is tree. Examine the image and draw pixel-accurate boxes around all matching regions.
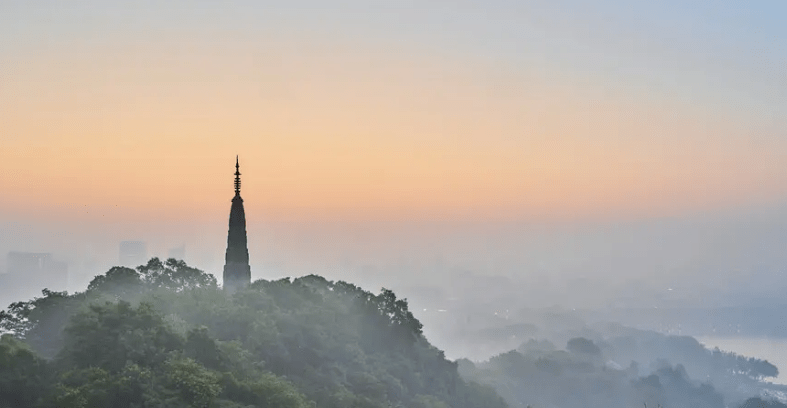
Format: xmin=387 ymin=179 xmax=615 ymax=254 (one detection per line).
xmin=0 ymin=289 xmax=82 ymax=358
xmin=566 ymin=337 xmax=601 ymax=355
xmin=86 ymin=266 xmax=143 ymax=297
xmin=163 ymin=356 xmax=221 ymax=408
xmin=0 ymin=334 xmax=49 ymax=408
xmin=138 ymin=258 xmax=217 ymax=292
xmin=59 ymin=301 xmax=183 ymax=372
xmin=184 ymin=326 xmax=225 ymax=371
xmin=1 ymin=270 xmax=509 ymax=408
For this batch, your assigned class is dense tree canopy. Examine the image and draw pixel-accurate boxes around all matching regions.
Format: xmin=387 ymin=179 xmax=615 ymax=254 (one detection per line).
xmin=459 ymin=346 xmax=730 ymax=408
xmin=0 ymin=334 xmax=49 ymax=408
xmin=5 ymin=257 xmax=780 ymax=408
xmin=0 ymin=259 xmax=506 ymax=408
xmin=457 ymin=328 xmax=787 ymax=408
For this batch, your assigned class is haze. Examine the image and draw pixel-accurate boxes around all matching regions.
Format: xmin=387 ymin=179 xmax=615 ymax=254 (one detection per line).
xmin=2 ymin=1 xmax=787 ymax=352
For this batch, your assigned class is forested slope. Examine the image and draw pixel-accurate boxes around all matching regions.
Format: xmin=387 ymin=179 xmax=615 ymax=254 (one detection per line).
xmin=0 ymin=258 xmax=506 ymax=408
xmin=458 ymin=332 xmax=784 ymax=408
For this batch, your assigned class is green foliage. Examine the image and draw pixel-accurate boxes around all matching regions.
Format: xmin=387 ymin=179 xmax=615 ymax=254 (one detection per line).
xmin=566 ymin=337 xmax=602 ymax=355
xmin=460 ymin=345 xmax=731 ymax=408
xmin=47 ymin=367 xmax=128 ymax=408
xmin=138 ymin=258 xmax=217 ymax=292
xmin=0 ymin=334 xmax=49 ymax=408
xmin=0 ymin=258 xmax=218 ymax=358
xmin=604 ymin=329 xmax=780 ymax=383
xmin=0 ymin=289 xmax=84 ymax=359
xmin=184 ymin=326 xmax=226 ymax=370
xmin=163 ymin=356 xmax=221 ymax=408
xmin=86 ymin=266 xmax=143 ymax=296
xmin=219 ymin=371 xmax=313 ymax=408
xmin=0 ymin=260 xmax=506 ymax=408
xmin=60 ymin=301 xmax=183 ymax=372
xmin=42 ymin=297 xmax=306 ymax=408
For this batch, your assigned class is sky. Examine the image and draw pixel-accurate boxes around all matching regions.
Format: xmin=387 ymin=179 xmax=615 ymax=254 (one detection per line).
xmin=1 ymin=1 xmax=786 ymax=307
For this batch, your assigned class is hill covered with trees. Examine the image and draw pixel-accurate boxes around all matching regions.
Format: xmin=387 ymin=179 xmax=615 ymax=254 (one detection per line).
xmin=0 ymin=258 xmax=506 ymax=408
xmin=458 ymin=330 xmax=785 ymax=408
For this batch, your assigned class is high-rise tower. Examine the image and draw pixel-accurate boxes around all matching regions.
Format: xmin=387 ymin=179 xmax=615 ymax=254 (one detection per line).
xmin=223 ymin=156 xmax=251 ymax=293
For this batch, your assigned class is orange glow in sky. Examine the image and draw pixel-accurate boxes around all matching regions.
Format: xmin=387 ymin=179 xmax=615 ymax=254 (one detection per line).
xmin=2 ymin=33 xmax=786 ymax=225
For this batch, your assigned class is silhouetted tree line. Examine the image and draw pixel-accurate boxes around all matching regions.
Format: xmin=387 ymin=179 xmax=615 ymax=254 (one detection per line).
xmin=0 ymin=258 xmax=506 ymax=408
xmin=739 ymin=397 xmax=787 ymax=408
xmin=459 ymin=334 xmax=785 ymax=408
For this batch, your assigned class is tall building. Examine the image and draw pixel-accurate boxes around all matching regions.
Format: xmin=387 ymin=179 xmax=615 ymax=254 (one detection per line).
xmin=119 ymin=241 xmax=147 ymax=267
xmin=223 ymin=156 xmax=251 ymax=293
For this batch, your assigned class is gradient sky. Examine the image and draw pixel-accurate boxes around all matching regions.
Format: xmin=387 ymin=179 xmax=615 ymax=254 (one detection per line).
xmin=1 ymin=1 xmax=786 ymax=305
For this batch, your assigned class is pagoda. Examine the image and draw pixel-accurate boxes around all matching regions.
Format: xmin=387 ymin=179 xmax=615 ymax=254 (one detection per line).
xmin=223 ymin=156 xmax=251 ymax=293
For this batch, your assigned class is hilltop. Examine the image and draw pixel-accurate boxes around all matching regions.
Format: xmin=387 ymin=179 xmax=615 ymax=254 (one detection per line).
xmin=0 ymin=258 xmax=506 ymax=408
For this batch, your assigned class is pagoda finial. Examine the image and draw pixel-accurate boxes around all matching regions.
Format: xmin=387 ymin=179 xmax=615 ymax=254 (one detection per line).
xmin=234 ymin=155 xmax=241 ymax=196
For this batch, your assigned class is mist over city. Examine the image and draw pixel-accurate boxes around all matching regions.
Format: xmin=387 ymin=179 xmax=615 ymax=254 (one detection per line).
xmin=2 ymin=2 xmax=787 ymax=408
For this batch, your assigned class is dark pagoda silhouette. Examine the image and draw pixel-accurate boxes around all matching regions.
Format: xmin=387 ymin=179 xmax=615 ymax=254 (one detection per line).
xmin=223 ymin=156 xmax=251 ymax=293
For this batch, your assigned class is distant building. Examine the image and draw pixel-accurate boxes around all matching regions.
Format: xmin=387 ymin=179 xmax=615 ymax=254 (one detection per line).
xmin=119 ymin=241 xmax=147 ymax=267
xmin=8 ymin=252 xmax=53 ymax=275
xmin=223 ymin=156 xmax=251 ymax=293
xmin=7 ymin=252 xmax=68 ymax=280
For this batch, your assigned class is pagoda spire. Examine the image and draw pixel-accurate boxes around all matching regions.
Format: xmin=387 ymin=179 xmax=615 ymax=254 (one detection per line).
xmin=234 ymin=155 xmax=241 ymax=196
xmin=223 ymin=155 xmax=251 ymax=293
